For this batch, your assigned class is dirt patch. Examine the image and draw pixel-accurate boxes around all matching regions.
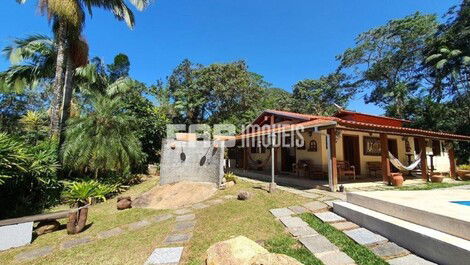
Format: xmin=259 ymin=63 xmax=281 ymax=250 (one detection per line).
xmin=132 ymin=181 xmax=218 ymax=209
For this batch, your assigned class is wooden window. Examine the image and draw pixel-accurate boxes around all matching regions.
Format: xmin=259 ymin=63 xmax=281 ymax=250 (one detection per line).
xmin=432 ymin=140 xmax=441 ymax=156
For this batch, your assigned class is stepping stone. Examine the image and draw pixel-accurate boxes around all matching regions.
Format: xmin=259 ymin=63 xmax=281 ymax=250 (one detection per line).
xmin=288 ymin=205 xmax=309 ymax=214
xmin=315 ymin=251 xmax=355 ymax=265
xmin=300 ymin=193 xmax=322 ymax=199
xmin=324 ymin=200 xmax=341 ymax=208
xmin=344 ymin=228 xmax=388 ymax=246
xmin=371 ymin=242 xmax=410 ymax=259
xmin=314 ymin=212 xmax=346 ymax=223
xmin=144 ymin=247 xmax=184 ymax=265
xmin=303 ymin=201 xmax=328 ymax=212
xmin=174 ymin=221 xmax=196 ymax=232
xmin=287 ymin=226 xmax=318 ymax=238
xmin=206 ymin=199 xmax=224 ymax=205
xmin=176 ymin=213 xmax=195 ymax=222
xmin=174 ymin=208 xmax=192 ymax=215
xmin=60 ymin=236 xmax=92 ymax=249
xmin=318 ymin=196 xmax=337 ymax=202
xmin=388 ymin=254 xmax=437 ymax=265
xmin=270 ymin=208 xmax=295 ymax=218
xmin=164 ymin=232 xmax=192 ymax=244
xmin=97 ymin=227 xmax=124 ymax=239
xmin=191 ymin=203 xmax=209 ymax=209
xmin=330 ymin=221 xmax=359 ymax=231
xmin=153 ymin=214 xmax=173 ymax=223
xmin=299 ymin=235 xmax=339 ymax=254
xmin=127 ymin=220 xmax=151 ymax=230
xmin=15 ymin=246 xmax=54 ymax=261
xmin=279 ymin=216 xmax=309 ymax=228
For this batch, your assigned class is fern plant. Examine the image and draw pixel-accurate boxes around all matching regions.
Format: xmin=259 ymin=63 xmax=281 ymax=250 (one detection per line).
xmin=62 ymin=180 xmax=116 ymax=205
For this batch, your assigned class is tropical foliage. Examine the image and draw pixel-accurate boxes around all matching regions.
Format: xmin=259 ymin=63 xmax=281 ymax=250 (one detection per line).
xmin=62 ymin=180 xmax=117 ymax=205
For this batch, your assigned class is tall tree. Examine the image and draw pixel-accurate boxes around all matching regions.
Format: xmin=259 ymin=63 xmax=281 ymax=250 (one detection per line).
xmin=337 ymin=13 xmax=438 ymax=118
xmin=108 ymin=53 xmax=131 ymax=82
xmin=16 ymin=0 xmax=151 ymax=136
xmin=291 ymin=73 xmax=355 ymax=115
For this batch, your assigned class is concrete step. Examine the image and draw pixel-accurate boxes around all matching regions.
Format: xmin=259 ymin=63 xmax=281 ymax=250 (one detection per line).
xmin=347 ymin=192 xmax=470 ymax=240
xmin=333 ymin=201 xmax=470 ymax=265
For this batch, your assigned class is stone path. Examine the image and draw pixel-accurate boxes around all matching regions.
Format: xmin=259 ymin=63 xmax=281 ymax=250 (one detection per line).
xmin=13 ymin=193 xmax=238 ymax=264
xmin=270 ymin=206 xmax=355 ymax=265
xmin=144 ymin=193 xmax=237 ymax=265
xmin=310 ymin=203 xmax=436 ymax=265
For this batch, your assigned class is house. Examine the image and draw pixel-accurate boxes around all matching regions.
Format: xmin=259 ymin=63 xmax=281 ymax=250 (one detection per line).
xmin=226 ymin=109 xmax=470 ymax=191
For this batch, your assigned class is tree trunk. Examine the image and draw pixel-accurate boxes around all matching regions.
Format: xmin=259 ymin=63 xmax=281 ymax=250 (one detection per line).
xmin=66 ymin=205 xmax=88 ymax=234
xmin=50 ymin=20 xmax=68 ymax=137
xmin=59 ymin=54 xmax=75 ymax=146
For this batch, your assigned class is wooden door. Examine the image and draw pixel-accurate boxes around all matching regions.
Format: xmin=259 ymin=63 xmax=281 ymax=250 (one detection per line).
xmin=343 ymin=135 xmax=361 ymax=175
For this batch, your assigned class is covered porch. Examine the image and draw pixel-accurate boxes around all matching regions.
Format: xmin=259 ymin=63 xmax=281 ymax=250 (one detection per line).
xmin=226 ymin=121 xmax=466 ymax=192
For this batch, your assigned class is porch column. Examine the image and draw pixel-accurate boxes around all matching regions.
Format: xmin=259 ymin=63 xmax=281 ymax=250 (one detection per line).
xmin=418 ymin=137 xmax=428 ymax=181
xmin=327 ymin=128 xmax=338 ymax=191
xmin=270 ymin=133 xmax=277 ymax=192
xmin=243 ymin=146 xmax=248 ymax=171
xmin=448 ymin=142 xmax=457 ymax=179
xmin=274 ymin=146 xmax=279 ymax=174
xmin=380 ymin=133 xmax=391 ymax=183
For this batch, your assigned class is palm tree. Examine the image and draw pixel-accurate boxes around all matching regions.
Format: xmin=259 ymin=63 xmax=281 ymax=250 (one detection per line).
xmin=16 ymin=0 xmax=151 ymax=136
xmin=61 ymin=90 xmax=145 ymax=178
xmin=0 ymin=35 xmax=56 ymax=92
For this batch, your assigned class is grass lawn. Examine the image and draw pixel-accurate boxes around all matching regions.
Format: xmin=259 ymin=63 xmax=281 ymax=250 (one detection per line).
xmin=300 ymin=213 xmax=388 ymax=265
xmin=395 ymin=180 xmax=470 ymax=191
xmin=0 ymin=178 xmax=326 ymax=265
xmin=0 ymin=177 xmax=173 ymax=265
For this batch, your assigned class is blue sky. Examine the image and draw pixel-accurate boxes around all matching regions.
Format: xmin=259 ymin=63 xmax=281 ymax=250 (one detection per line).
xmin=0 ymin=0 xmax=458 ymax=115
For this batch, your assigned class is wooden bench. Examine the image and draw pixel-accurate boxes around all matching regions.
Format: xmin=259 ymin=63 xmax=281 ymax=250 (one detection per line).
xmin=337 ymin=161 xmax=356 ymax=180
xmin=0 ymin=208 xmax=82 ymax=251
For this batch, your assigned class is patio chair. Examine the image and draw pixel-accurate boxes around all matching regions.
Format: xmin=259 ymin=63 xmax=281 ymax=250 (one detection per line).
xmin=337 ymin=161 xmax=356 ymax=181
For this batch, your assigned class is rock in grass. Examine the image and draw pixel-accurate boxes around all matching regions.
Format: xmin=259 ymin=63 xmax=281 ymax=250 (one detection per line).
xmin=117 ymin=196 xmax=132 ymax=210
xmin=249 ymin=253 xmax=303 ymax=265
xmin=206 ymin=236 xmax=268 ymax=265
xmin=35 ymin=220 xmax=60 ymax=235
xmin=238 ymin=190 xmax=251 ymax=200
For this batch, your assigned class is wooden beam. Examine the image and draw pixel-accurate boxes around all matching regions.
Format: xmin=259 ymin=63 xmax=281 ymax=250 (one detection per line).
xmin=328 ymin=128 xmax=338 ymax=190
xmin=270 ymin=115 xmax=275 ymax=125
xmin=380 ymin=133 xmax=391 ymax=183
xmin=448 ymin=143 xmax=457 ymax=179
xmin=419 ymin=138 xmax=428 ymax=181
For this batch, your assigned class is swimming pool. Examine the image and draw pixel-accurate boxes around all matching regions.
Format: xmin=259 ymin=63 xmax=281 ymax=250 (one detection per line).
xmin=452 ymin=201 xmax=470 ymax=206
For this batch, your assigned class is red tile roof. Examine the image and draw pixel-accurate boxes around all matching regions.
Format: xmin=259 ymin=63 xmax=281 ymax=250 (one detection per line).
xmin=239 ymin=110 xmax=470 ymax=141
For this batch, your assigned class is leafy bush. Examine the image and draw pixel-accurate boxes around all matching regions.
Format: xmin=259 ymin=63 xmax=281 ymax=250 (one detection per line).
xmin=224 ymin=172 xmax=238 ymax=183
xmin=458 ymin=164 xmax=470 ymax=170
xmin=62 ymin=180 xmax=117 ymax=206
xmin=0 ymin=134 xmax=61 ymax=218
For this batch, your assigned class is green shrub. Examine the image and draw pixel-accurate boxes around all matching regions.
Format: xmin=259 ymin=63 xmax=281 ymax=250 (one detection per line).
xmin=224 ymin=172 xmax=238 ymax=183
xmin=62 ymin=180 xmax=117 ymax=206
xmin=458 ymin=164 xmax=470 ymax=170
xmin=0 ymin=134 xmax=61 ymax=218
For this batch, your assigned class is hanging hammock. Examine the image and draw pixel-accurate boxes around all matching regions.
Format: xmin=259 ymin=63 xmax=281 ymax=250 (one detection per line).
xmin=388 ymin=151 xmax=422 ymax=172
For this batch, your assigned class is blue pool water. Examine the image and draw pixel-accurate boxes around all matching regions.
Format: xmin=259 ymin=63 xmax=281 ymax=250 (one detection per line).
xmin=452 ymin=201 xmax=470 ymax=206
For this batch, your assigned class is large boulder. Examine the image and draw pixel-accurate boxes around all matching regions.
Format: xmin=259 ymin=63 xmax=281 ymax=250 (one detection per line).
xmin=249 ymin=253 xmax=303 ymax=265
xmin=206 ymin=236 xmax=269 ymax=265
xmin=237 ymin=190 xmax=251 ymax=200
xmin=117 ymin=196 xmax=132 ymax=210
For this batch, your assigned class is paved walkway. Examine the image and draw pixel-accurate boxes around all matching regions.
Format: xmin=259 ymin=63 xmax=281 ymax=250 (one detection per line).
xmin=271 ymin=202 xmax=436 ymax=265
xmin=270 ymin=203 xmax=355 ymax=265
